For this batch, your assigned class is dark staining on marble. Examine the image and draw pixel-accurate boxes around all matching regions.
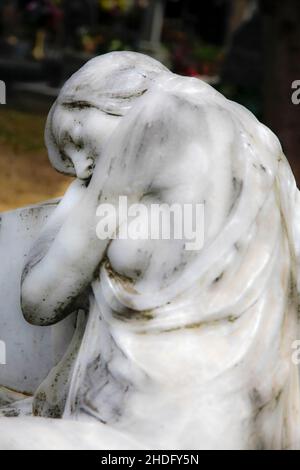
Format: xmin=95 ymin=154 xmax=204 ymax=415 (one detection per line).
xmin=62 ymin=132 xmax=82 ymax=151
xmin=107 ymin=157 xmax=115 ymax=177
xmin=141 ymin=321 xmax=201 ymax=335
xmin=213 ymin=271 xmax=224 ymax=284
xmin=288 ymin=272 xmax=298 ymax=319
xmin=254 ymin=436 xmax=267 ymax=451
xmin=112 ymin=307 xmax=154 ymax=323
xmin=135 ymin=115 xmax=170 ymax=166
xmin=70 ymin=397 xmax=80 ymax=416
xmin=84 ymin=399 xmax=107 ymax=424
xmin=228 ymin=176 xmax=243 ymax=216
xmin=142 ymin=250 xmax=153 ymax=274
xmin=83 ymin=335 xmax=133 ymax=424
xmin=250 ymin=386 xmax=283 ymax=421
xmin=250 ymin=387 xmax=267 ymax=420
xmin=134 ymin=269 xmax=142 ymax=279
xmin=87 ymin=159 xmax=96 ymax=175
xmin=277 ymin=154 xmax=284 ymax=163
xmin=24 ymin=286 xmax=90 ymax=326
xmin=252 ymin=161 xmax=268 ymax=176
xmin=249 ymin=386 xmax=284 ymax=449
xmin=105 ymin=260 xmax=137 ymax=295
xmin=33 ymin=321 xmax=85 ymax=419
xmin=104 ymin=87 xmax=148 ymax=103
xmin=0 ymin=385 xmax=32 ymax=401
xmin=135 ymin=124 xmax=149 ymax=162
xmin=0 ymin=397 xmax=9 ymax=408
xmin=1 ymin=408 xmax=20 ymax=418
xmin=99 ymin=261 xmax=156 ymax=321
xmin=62 ymin=101 xmax=96 ymax=111
xmin=289 ymin=272 xmax=297 ymax=298
xmin=59 ymin=149 xmax=73 ymax=172
xmin=172 ymin=93 xmax=193 ymax=110
xmin=274 ymin=390 xmax=283 ymax=407
xmin=161 ymin=260 xmax=188 ymax=285
xmin=93 ymin=260 xmax=102 ymax=282
xmin=260 ymin=164 xmax=267 ymax=173
xmin=22 ymin=232 xmax=56 ymax=283
xmin=143 ymin=187 xmax=163 ymax=201
xmin=232 ymin=176 xmax=243 ymax=195
xmin=33 ymin=391 xmax=47 ymax=416
xmin=297 ymin=303 xmax=300 ymax=321
xmin=140 ymin=312 xmax=239 ymax=335
xmin=93 ymin=84 xmax=148 ymax=117
xmin=228 ymin=314 xmax=238 ymax=322
xmin=97 ymin=190 xmax=103 ymax=203
xmin=49 ymin=116 xmax=75 ymax=177
xmin=55 ymin=287 xmax=90 ymax=320
xmin=33 ymin=390 xmax=64 ymax=419
xmin=103 ymin=110 xmax=124 ymax=117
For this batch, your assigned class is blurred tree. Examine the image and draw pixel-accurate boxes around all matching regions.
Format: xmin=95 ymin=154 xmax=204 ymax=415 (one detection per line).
xmin=139 ymin=0 xmax=165 ymax=53
xmin=225 ymin=0 xmax=257 ymax=43
xmin=261 ymin=0 xmax=300 ymax=183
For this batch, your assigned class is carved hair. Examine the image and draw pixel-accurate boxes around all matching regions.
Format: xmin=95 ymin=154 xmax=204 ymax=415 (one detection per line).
xmin=45 ymin=52 xmax=168 ymax=176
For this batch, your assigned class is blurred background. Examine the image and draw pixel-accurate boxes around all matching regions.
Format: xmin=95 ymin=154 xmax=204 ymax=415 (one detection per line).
xmin=0 ymin=0 xmax=299 ymax=211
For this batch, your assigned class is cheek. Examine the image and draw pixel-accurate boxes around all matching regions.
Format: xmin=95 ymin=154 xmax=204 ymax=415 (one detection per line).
xmin=52 ymin=108 xmax=74 ymax=143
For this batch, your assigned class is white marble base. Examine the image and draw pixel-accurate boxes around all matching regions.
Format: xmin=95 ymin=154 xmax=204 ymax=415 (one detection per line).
xmin=0 ymin=417 xmax=144 ymax=450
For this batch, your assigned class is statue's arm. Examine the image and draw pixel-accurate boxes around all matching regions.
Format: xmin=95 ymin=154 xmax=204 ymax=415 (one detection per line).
xmin=21 ymin=188 xmax=108 ymax=325
xmin=21 ymin=179 xmax=98 ymax=325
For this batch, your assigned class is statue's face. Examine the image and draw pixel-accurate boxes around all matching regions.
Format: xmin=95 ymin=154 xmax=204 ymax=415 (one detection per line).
xmin=46 ymin=52 xmax=169 ymax=179
xmin=51 ymin=103 xmax=122 ymax=180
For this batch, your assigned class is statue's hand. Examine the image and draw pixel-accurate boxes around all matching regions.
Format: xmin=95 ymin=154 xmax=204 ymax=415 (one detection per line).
xmin=21 ymin=178 xmax=90 ymax=325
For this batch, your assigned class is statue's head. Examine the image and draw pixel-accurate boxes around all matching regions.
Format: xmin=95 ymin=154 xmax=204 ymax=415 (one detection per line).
xmin=45 ymin=51 xmax=168 ymax=180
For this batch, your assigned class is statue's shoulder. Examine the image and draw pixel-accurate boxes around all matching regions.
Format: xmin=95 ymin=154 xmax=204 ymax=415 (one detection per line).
xmin=136 ymin=73 xmax=230 ymax=125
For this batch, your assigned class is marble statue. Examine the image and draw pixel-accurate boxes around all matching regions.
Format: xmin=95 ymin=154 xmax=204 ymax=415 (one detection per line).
xmin=0 ymin=51 xmax=300 ymax=450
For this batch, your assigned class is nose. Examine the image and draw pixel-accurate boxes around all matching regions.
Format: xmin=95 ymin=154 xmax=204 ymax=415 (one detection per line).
xmin=72 ymin=153 xmax=94 ymax=180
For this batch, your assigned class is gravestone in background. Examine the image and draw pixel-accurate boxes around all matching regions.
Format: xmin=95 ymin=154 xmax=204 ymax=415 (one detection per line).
xmin=0 ymin=201 xmax=75 ymax=395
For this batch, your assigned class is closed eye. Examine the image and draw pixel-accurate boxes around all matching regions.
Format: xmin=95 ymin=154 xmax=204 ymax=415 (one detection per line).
xmin=61 ymin=100 xmax=122 ymax=117
xmin=61 ymin=101 xmax=96 ymax=110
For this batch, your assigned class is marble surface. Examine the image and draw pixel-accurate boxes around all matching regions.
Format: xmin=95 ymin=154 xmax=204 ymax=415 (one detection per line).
xmin=1 ymin=51 xmax=300 ymax=449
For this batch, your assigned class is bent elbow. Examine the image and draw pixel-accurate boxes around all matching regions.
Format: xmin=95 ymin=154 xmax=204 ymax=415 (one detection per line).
xmin=21 ymin=297 xmax=47 ymax=326
xmin=21 ymin=279 xmax=52 ymax=326
xmin=21 ymin=300 xmax=57 ymax=326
